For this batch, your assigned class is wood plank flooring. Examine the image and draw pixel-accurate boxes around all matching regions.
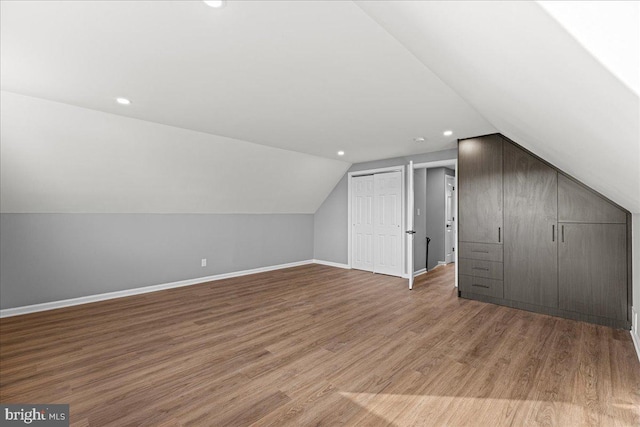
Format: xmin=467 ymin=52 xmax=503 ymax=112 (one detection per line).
xmin=1 ymin=264 xmax=639 ymax=426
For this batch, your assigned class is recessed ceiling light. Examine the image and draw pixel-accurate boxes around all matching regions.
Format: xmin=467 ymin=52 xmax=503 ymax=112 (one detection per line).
xmin=337 ymin=151 xmax=345 ymax=156
xmin=413 ymin=137 xmax=426 ymax=143
xmin=116 ymin=97 xmax=131 ymax=105
xmin=443 ymin=130 xmax=453 ymax=136
xmin=204 ymin=0 xmax=226 ymax=8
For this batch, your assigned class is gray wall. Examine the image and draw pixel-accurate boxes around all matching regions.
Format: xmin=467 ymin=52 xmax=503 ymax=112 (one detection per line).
xmin=0 ymin=213 xmax=313 ymax=309
xmin=314 ymin=148 xmax=458 ymax=265
xmin=313 ymin=175 xmax=348 ymax=264
xmin=425 ymin=168 xmax=455 ymax=270
xmin=413 ymin=168 xmax=427 ymax=272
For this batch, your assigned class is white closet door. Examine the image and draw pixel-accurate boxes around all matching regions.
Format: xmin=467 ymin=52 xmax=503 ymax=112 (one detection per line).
xmin=352 ymin=175 xmax=374 ymax=272
xmin=374 ymin=172 xmax=402 ymax=277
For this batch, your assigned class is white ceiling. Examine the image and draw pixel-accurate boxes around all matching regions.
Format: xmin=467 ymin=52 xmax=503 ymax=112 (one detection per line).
xmin=0 ymin=0 xmax=495 ymax=164
xmin=539 ymin=1 xmax=639 ymax=96
xmin=1 ymin=91 xmax=350 ymax=213
xmin=1 ymin=1 xmax=638 ymax=214
xmin=357 ymin=0 xmax=639 ymax=213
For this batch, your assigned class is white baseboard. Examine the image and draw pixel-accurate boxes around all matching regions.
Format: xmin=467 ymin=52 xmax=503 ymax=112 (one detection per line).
xmin=413 ymin=268 xmax=427 ymax=277
xmin=312 ymin=259 xmax=351 ymax=269
xmin=0 ymin=260 xmax=314 ymax=318
xmin=402 ymin=269 xmax=427 ymax=279
xmin=632 ymin=306 xmax=640 ymax=363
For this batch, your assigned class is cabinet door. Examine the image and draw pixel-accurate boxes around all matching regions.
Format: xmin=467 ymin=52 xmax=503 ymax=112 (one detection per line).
xmin=558 ymin=223 xmax=627 ymax=320
xmin=458 ymin=135 xmax=503 ymax=244
xmin=503 ymin=143 xmax=558 ymax=307
xmin=558 ymin=174 xmax=626 ymax=223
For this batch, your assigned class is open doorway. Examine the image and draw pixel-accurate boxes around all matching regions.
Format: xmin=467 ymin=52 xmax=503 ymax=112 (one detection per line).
xmin=408 ymin=160 xmax=458 ymax=289
xmin=444 ymin=174 xmax=456 ymax=264
xmin=418 ymin=167 xmax=455 ymax=270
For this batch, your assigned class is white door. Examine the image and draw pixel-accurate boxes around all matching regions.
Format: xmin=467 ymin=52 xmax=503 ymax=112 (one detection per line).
xmin=352 ymin=175 xmax=375 ymax=272
xmin=407 ymin=162 xmax=415 ymax=289
xmin=373 ymin=171 xmax=403 ymax=277
xmin=445 ymin=175 xmax=455 ymax=264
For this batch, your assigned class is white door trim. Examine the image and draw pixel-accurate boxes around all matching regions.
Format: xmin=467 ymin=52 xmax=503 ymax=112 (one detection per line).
xmin=454 ymin=159 xmax=459 ymax=288
xmin=407 ymin=160 xmax=415 ymax=289
xmin=347 ymin=166 xmax=405 ymax=274
xmin=413 ymin=160 xmax=457 ymax=169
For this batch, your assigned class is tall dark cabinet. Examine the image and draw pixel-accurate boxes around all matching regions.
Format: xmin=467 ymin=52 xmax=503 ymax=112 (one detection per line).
xmin=458 ymin=135 xmax=504 ymax=300
xmin=458 ymin=134 xmax=631 ymax=329
xmin=503 ymin=143 xmax=558 ymax=308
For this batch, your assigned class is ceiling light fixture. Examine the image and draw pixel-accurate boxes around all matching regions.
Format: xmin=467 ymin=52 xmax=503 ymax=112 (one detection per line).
xmin=413 ymin=137 xmax=426 ymax=143
xmin=337 ymin=151 xmax=345 ymax=156
xmin=204 ymin=0 xmax=226 ymax=8
xmin=443 ymin=130 xmax=453 ymax=136
xmin=116 ymin=97 xmax=131 ymax=105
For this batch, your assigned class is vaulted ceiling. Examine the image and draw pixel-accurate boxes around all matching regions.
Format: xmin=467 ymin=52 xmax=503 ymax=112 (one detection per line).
xmin=1 ymin=1 xmax=638 ymax=213
xmin=1 ymin=0 xmax=493 ymax=163
xmin=357 ymin=1 xmax=639 ymax=213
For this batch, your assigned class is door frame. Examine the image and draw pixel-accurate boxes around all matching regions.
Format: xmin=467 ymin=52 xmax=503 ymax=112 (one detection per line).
xmin=347 ymin=166 xmax=406 ymax=276
xmin=444 ymin=174 xmax=456 ymax=264
xmin=412 ymin=159 xmax=459 ymax=288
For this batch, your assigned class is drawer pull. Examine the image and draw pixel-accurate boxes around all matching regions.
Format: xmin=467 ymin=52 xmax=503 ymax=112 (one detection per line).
xmin=472 ymin=284 xmax=490 ymax=289
xmin=472 ymin=267 xmax=490 ymax=271
xmin=471 ymin=250 xmax=489 ymax=253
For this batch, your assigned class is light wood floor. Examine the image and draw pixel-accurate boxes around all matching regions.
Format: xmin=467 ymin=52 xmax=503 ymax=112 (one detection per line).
xmin=1 ymin=264 xmax=639 ymax=426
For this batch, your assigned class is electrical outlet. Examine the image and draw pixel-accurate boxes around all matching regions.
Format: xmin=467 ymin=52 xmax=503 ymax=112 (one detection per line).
xmin=417 ymin=208 xmax=421 ymax=216
xmin=201 ymin=258 xmax=207 ymax=267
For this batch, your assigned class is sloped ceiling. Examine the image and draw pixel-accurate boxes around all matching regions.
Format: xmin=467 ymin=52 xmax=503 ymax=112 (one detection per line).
xmin=1 ymin=1 xmax=638 ymax=214
xmin=0 ymin=0 xmax=493 ymax=163
xmin=357 ymin=1 xmax=640 ymax=213
xmin=1 ymin=92 xmax=349 ymax=213
xmin=538 ymin=1 xmax=639 ymax=96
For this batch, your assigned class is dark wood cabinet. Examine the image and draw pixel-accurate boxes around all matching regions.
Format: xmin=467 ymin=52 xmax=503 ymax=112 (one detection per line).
xmin=459 ymin=259 xmax=503 ymax=280
xmin=503 ymin=142 xmax=558 ymax=307
xmin=458 ymin=133 xmax=631 ymax=329
xmin=558 ymin=223 xmax=627 ymax=320
xmin=458 ymin=242 xmax=503 ymax=262
xmin=458 ymin=135 xmax=503 ymax=244
xmin=459 ymin=274 xmax=504 ymax=299
xmin=458 ymin=135 xmax=505 ymax=302
xmin=558 ymin=175 xmax=627 ymax=224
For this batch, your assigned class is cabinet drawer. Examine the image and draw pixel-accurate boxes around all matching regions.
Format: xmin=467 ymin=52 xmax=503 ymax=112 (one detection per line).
xmin=459 ymin=275 xmax=504 ymax=298
xmin=459 ymin=242 xmax=503 ymax=262
xmin=459 ymin=259 xmax=503 ymax=280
